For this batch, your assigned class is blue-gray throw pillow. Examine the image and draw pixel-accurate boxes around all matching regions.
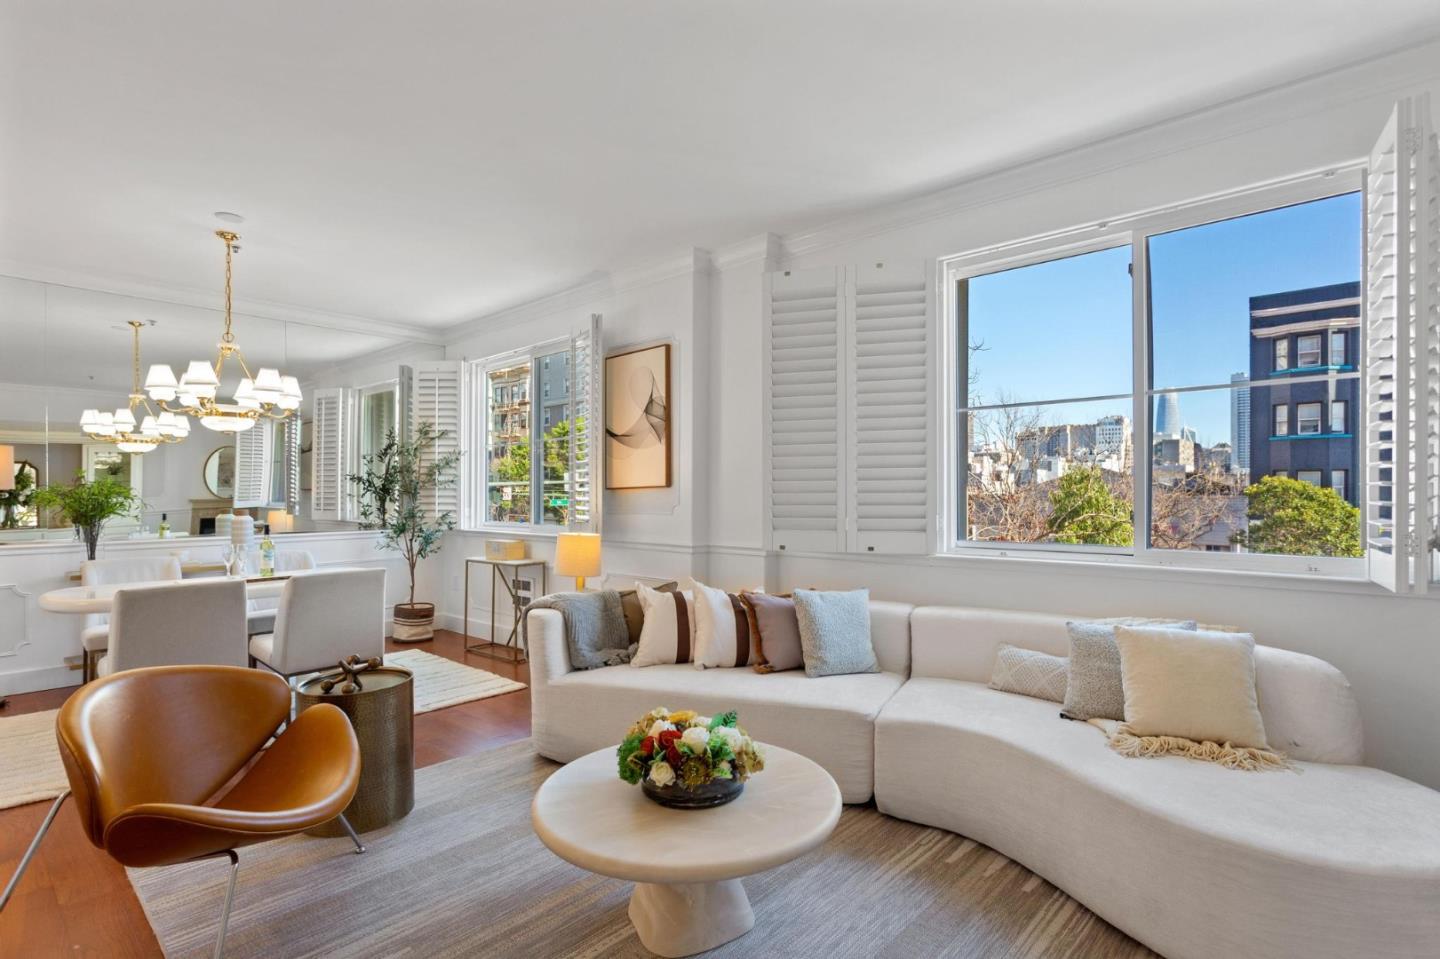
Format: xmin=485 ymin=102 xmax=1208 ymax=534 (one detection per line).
xmin=793 ymin=588 xmax=879 ymax=678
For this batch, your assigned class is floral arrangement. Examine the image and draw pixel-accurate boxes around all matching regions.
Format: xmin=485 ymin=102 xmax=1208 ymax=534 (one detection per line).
xmin=617 ymin=708 xmax=764 ymax=790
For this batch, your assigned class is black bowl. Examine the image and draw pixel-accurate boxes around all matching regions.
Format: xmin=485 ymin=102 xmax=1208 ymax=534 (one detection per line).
xmin=641 ymin=776 xmax=744 ymax=809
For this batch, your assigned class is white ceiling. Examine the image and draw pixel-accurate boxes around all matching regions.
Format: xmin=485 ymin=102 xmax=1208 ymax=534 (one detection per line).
xmin=3 ymin=1 xmax=1438 ymax=331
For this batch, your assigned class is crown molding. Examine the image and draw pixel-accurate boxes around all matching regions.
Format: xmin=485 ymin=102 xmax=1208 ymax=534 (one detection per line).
xmin=777 ymin=36 xmax=1440 ymax=262
xmin=709 ymin=233 xmax=782 ymax=271
xmin=0 ymin=260 xmax=447 ymax=345
xmin=300 ymin=339 xmax=445 ymax=391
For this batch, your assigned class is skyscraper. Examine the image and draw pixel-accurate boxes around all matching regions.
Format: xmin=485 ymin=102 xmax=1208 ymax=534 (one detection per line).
xmin=1230 ymin=371 xmax=1251 ymax=473
xmin=1154 ymin=390 xmax=1182 ymax=439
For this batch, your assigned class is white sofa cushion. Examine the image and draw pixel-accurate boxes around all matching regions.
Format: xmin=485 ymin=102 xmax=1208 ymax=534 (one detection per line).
xmin=909 ymin=605 xmax=1363 ymax=764
xmin=875 ymin=678 xmax=1440 ymax=959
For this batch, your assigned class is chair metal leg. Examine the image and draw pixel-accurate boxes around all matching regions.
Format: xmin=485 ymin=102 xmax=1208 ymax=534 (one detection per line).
xmin=211 ymin=849 xmax=240 ymax=959
xmin=0 ymin=789 xmax=70 ymax=912
xmin=336 ymin=813 xmax=366 ymax=854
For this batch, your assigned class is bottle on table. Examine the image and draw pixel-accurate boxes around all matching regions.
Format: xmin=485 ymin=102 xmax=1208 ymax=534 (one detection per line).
xmin=158 ymin=513 xmax=170 ymax=538
xmin=259 ymin=534 xmax=276 ymax=578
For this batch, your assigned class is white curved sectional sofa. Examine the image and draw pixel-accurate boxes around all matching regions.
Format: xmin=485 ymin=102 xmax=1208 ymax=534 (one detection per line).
xmin=526 ymin=601 xmax=1440 ymax=959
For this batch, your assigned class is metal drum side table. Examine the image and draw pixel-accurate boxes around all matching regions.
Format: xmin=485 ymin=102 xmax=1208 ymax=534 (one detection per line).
xmin=297 ymin=665 xmax=415 ymax=835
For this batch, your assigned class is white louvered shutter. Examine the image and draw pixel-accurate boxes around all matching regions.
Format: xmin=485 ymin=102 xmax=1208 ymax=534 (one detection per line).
xmin=232 ymin=421 xmax=273 ymax=509
xmin=310 ymin=387 xmax=346 ymax=521
xmin=412 ymin=361 xmax=466 ymax=527
xmin=282 ymin=417 xmax=302 ymax=516
xmin=569 ymin=314 xmax=602 ymax=531
xmin=847 ymin=261 xmax=934 ymax=553
xmin=767 ymin=267 xmax=844 ymax=552
xmin=1365 ymin=96 xmax=1438 ymax=594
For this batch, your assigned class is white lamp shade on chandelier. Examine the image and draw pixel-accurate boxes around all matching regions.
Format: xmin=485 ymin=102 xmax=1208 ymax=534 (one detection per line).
xmin=80 ymin=320 xmax=191 ymax=454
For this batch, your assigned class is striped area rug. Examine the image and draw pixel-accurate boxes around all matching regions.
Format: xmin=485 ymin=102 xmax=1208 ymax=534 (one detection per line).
xmin=127 ymin=741 xmax=1155 ymax=959
xmin=0 ymin=651 xmax=524 ymax=810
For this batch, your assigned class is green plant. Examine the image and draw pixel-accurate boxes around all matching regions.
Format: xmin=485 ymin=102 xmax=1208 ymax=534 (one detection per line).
xmin=1046 ymin=465 xmax=1133 ymax=547
xmin=350 ymin=423 xmax=460 ymax=605
xmin=0 ymin=465 xmax=37 ymax=529
xmin=1232 ymin=475 xmax=1362 ymax=557
xmin=33 ymin=472 xmax=139 ymax=560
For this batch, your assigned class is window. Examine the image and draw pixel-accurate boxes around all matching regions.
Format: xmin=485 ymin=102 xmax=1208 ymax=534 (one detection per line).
xmin=1331 ymin=469 xmax=1348 ymax=499
xmin=1296 ymin=470 xmax=1323 ymax=486
xmin=1296 ymin=402 xmax=1322 ymax=435
xmin=1296 ymin=334 xmax=1322 ymax=368
xmin=1273 ymin=339 xmax=1290 ymax=371
xmin=1330 ymin=330 xmax=1347 ymax=366
xmin=1273 ymin=404 xmax=1289 ymax=436
xmin=485 ymin=361 xmax=532 ymax=524
xmin=1330 ymin=400 xmax=1347 ymax=434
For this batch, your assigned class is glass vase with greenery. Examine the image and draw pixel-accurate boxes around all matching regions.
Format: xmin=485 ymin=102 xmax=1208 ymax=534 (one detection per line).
xmin=33 ymin=473 xmax=140 ymax=560
xmin=349 ymin=423 xmax=460 ymax=639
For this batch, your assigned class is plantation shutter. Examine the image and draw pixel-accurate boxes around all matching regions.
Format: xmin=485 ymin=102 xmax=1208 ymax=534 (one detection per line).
xmin=412 ymin=361 xmax=466 ymax=527
xmin=569 ymin=313 xmax=602 ymax=531
xmin=282 ymin=417 xmax=301 ymax=516
xmin=1365 ymin=95 xmax=1438 ymax=594
xmin=310 ymin=387 xmax=346 ymax=521
xmin=767 ymin=266 xmax=845 ymax=552
xmin=846 ymin=261 xmax=934 ymax=553
xmin=232 ymin=421 xmax=273 ymax=509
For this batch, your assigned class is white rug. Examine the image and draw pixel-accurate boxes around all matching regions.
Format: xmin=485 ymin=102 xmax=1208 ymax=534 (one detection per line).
xmin=0 ymin=651 xmax=525 ymax=810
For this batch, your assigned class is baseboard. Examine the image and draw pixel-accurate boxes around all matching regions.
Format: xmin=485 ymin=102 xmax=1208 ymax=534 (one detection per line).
xmin=0 ymin=663 xmax=76 ymax=698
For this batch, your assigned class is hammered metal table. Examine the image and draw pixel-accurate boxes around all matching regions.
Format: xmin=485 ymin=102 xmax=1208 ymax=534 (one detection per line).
xmin=297 ymin=665 xmax=415 ymax=835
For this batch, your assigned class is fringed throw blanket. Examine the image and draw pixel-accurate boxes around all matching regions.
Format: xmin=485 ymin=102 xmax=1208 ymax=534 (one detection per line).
xmin=525 ymin=591 xmax=635 ymax=669
xmin=1086 ymin=718 xmax=1292 ymax=771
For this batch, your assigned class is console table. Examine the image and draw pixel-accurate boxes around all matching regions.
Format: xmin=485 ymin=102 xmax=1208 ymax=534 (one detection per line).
xmin=463 ymin=557 xmax=547 ymax=662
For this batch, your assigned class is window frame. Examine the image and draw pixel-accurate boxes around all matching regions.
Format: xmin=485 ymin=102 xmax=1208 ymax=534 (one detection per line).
xmin=1329 ymin=329 xmax=1348 ymax=367
xmin=938 ymin=168 xmax=1366 ymax=577
xmin=1273 ymin=338 xmax=1290 ymax=372
xmin=1273 ymin=403 xmax=1291 ymax=437
xmin=1296 ymin=333 xmax=1323 ymax=368
xmin=1330 ymin=399 xmax=1348 ymax=434
xmin=1296 ymin=469 xmax=1324 ymax=487
xmin=1296 ymin=401 xmax=1322 ymax=435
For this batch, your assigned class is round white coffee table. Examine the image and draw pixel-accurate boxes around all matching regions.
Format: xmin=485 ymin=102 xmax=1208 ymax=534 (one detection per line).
xmin=531 ymin=744 xmax=841 ymax=957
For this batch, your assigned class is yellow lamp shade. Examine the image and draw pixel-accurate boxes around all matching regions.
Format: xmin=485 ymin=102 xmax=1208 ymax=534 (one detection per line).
xmin=0 ymin=445 xmax=13 ymax=491
xmin=555 ymin=532 xmax=602 ymax=590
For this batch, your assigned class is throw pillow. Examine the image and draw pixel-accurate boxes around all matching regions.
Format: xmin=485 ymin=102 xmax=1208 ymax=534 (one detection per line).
xmin=618 ymin=581 xmax=678 ymax=645
xmin=632 ymin=584 xmax=696 ymax=667
xmin=989 ymin=644 xmax=1068 ymax=703
xmin=691 ymin=580 xmax=762 ymax=669
xmin=1114 ymin=625 xmax=1270 ymax=749
xmin=1060 ymin=618 xmax=1197 ymax=721
xmin=741 ymin=591 xmax=804 ymax=673
xmin=793 ymin=588 xmax=878 ymax=678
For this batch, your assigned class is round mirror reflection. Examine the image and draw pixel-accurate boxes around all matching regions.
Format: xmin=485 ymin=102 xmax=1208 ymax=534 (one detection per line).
xmin=204 ymin=446 xmax=236 ymax=499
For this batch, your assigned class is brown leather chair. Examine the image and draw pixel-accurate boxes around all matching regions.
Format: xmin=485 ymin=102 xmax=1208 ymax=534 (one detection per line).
xmin=1 ymin=665 xmax=363 ymax=958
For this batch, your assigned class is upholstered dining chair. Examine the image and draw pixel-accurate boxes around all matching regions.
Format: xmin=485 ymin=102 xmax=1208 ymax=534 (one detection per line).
xmin=245 ymin=549 xmax=317 ymax=637
xmin=78 ymin=555 xmax=183 ymax=681
xmin=95 ymin=578 xmax=248 ymax=677
xmin=0 ymin=665 xmax=363 ymax=958
xmin=249 ymin=568 xmax=386 ymax=680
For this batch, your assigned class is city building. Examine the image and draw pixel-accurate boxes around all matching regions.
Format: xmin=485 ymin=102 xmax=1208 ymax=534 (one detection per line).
xmin=1230 ymin=371 xmax=1251 ymax=474
xmin=538 ymin=351 xmax=571 ymax=431
xmin=1246 ymin=282 xmax=1360 ymax=505
xmin=1154 ymin=390 xmax=1182 ymax=438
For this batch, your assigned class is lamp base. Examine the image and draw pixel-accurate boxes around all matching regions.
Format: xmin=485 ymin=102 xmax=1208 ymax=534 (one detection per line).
xmin=574 ymin=576 xmax=587 ymax=592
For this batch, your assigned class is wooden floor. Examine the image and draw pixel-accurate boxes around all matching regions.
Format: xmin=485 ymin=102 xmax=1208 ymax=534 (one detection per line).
xmin=0 ymin=630 xmax=531 ymax=959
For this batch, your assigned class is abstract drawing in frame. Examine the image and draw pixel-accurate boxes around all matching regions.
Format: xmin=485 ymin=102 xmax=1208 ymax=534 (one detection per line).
xmin=605 ymin=342 xmax=671 ymax=489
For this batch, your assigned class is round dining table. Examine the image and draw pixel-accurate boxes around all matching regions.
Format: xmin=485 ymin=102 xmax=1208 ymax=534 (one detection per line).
xmin=39 ymin=575 xmax=292 ymax=614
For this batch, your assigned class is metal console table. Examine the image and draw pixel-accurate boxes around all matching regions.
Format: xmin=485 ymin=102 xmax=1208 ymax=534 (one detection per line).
xmin=463 ymin=557 xmax=548 ymax=663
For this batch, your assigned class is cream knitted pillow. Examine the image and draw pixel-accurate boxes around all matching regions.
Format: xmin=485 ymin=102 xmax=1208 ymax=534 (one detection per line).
xmin=1114 ymin=625 xmax=1269 ymax=749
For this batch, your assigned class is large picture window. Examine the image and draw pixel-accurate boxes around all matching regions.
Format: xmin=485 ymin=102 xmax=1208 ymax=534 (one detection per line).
xmin=944 ymin=182 xmax=1366 ymax=572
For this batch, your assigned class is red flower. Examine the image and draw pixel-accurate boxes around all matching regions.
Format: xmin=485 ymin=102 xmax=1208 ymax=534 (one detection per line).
xmin=657 ymin=729 xmax=682 ymax=747
xmin=639 ymin=736 xmax=655 ymax=756
xmin=666 ymin=745 xmax=683 ymax=767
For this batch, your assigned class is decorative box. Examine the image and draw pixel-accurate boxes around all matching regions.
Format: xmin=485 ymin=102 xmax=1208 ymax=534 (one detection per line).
xmin=484 ymin=539 xmax=528 ymax=561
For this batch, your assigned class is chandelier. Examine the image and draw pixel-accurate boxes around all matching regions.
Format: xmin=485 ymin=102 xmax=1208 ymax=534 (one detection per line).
xmin=143 ymin=230 xmax=302 ymax=433
xmin=80 ymin=321 xmax=191 ymax=454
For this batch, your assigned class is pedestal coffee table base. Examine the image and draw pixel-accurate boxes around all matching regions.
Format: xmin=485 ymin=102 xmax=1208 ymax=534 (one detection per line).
xmin=627 ymin=879 xmax=755 ymax=958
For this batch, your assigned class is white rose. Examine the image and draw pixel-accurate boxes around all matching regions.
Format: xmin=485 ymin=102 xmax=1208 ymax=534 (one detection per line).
xmin=648 ymin=761 xmax=676 ymax=786
xmin=693 ymin=715 xmax=711 ymax=728
xmin=716 ymin=727 xmax=744 ymax=752
xmin=681 ymin=726 xmax=712 ymax=754
xmin=648 ymin=720 xmax=676 ymax=739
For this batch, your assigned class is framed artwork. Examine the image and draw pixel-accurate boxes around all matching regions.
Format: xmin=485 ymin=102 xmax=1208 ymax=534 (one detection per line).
xmin=605 ymin=342 xmax=671 ymax=489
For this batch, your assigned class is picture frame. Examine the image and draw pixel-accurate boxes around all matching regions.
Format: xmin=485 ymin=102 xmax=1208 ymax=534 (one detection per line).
xmin=604 ymin=342 xmax=672 ymax=489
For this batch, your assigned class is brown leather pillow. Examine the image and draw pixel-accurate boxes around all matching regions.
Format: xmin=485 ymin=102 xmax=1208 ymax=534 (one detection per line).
xmin=740 ymin=592 xmax=803 ymax=673
xmin=618 ymin=581 xmax=678 ymax=644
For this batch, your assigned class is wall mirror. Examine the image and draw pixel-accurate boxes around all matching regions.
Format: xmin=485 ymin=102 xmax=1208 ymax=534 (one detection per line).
xmin=203 ymin=446 xmax=236 ymax=499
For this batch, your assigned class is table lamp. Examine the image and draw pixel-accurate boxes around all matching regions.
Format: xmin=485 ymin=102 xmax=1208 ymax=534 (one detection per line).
xmin=265 ymin=509 xmax=294 ymax=534
xmin=0 ymin=445 xmax=13 ymax=491
xmin=555 ymin=532 xmax=601 ymax=591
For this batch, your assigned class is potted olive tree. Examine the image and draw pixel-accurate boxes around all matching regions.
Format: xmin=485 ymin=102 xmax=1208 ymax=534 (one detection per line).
xmin=34 ymin=473 xmax=139 ymax=561
xmin=350 ymin=423 xmax=460 ymax=642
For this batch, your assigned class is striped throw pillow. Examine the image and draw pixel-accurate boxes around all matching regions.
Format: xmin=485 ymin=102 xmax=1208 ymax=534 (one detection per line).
xmin=631 ymin=583 xmax=696 ymax=667
xmin=691 ymin=580 xmax=762 ymax=669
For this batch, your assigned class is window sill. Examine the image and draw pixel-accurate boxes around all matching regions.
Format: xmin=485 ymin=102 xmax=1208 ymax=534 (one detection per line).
xmin=1270 ymin=432 xmax=1351 ymax=441
xmin=456 ymin=525 xmax=564 ymax=540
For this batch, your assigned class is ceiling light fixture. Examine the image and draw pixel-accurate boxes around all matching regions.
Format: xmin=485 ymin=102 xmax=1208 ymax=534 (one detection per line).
xmin=144 ymin=230 xmax=301 ymax=433
xmin=80 ymin=321 xmax=190 ymax=453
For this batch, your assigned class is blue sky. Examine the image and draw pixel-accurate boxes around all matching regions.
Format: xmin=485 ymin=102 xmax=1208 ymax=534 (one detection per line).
xmin=965 ymin=192 xmax=1362 ymax=448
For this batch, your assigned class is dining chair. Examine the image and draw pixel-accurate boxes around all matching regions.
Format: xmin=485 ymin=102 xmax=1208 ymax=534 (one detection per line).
xmin=78 ymin=556 xmax=183 ymax=682
xmin=95 ymin=579 xmax=248 ymax=677
xmin=248 ymin=568 xmax=386 ymax=680
xmin=245 ymin=549 xmax=317 ymax=636
xmin=0 ymin=665 xmax=363 ymax=958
